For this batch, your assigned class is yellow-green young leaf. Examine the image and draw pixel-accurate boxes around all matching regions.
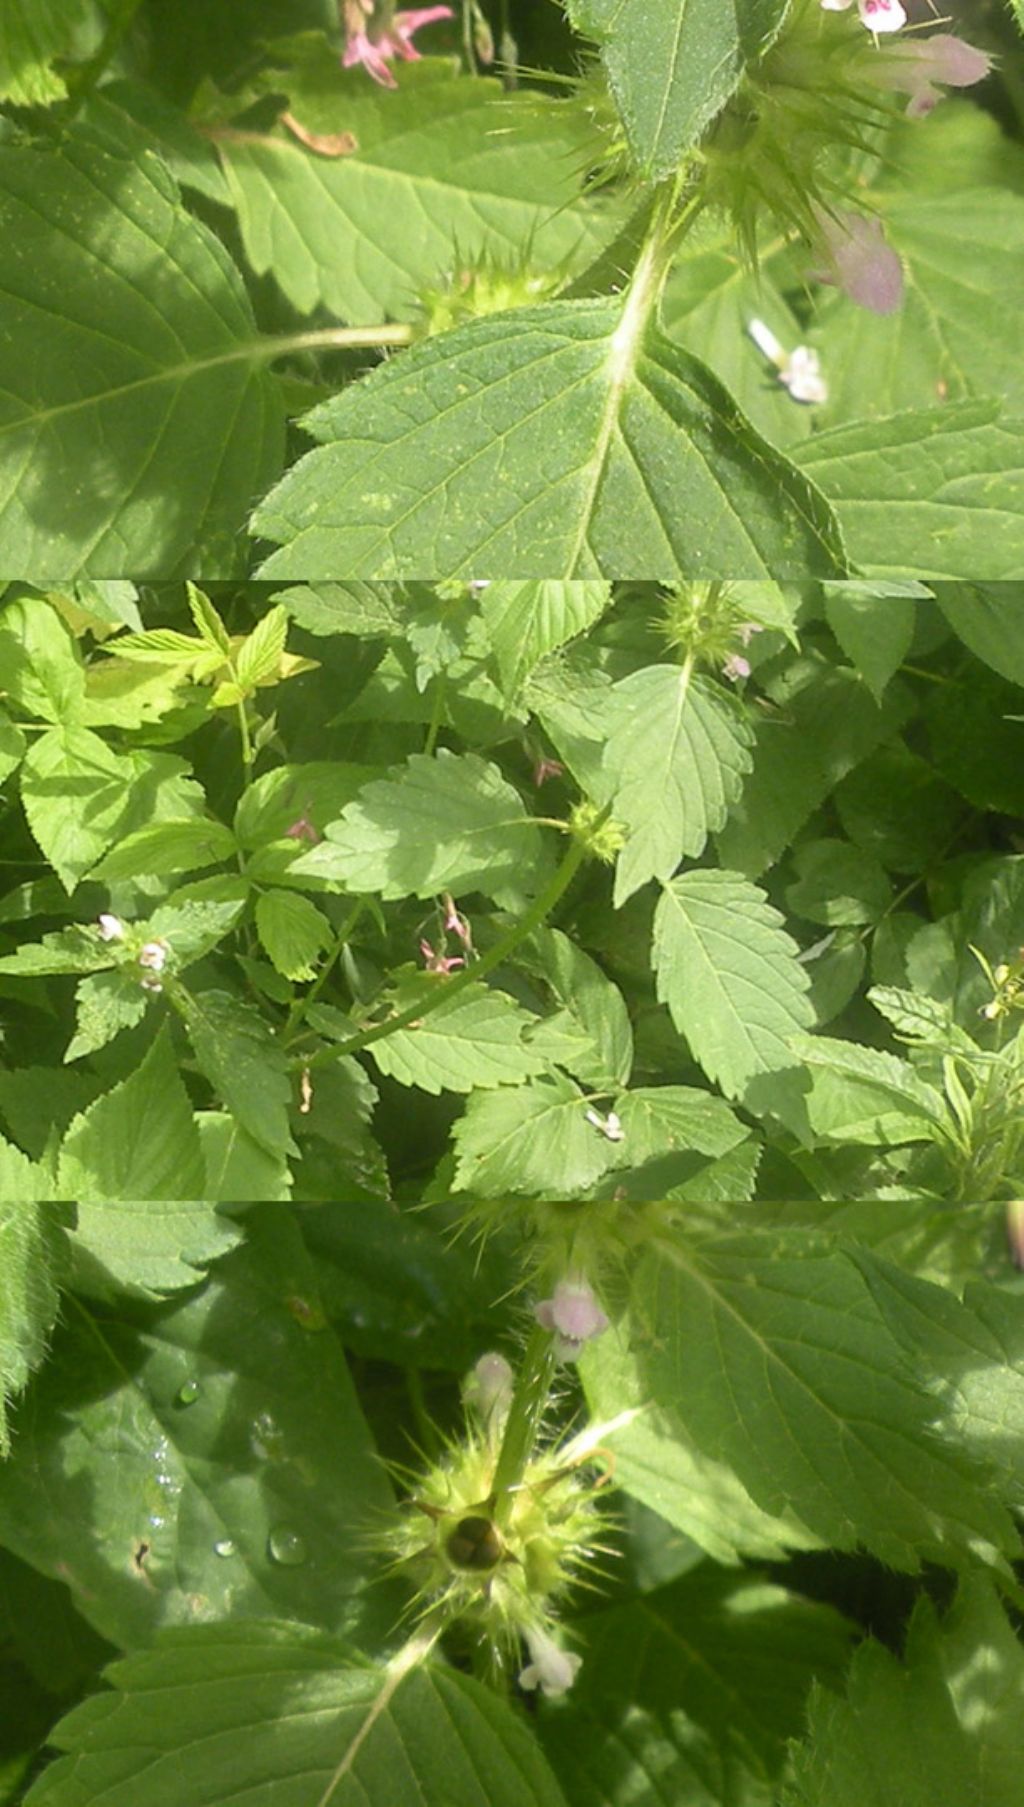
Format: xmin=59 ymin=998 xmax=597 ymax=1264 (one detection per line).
xmin=652 ymin=870 xmax=814 ymax=1099
xmin=56 ymin=1027 xmax=206 ymax=1202
xmin=20 ymin=725 xmax=134 ymax=892
xmin=782 ymin=1584 xmax=1024 ymax=1807
xmin=0 ymin=1203 xmax=70 ymax=1454
xmin=0 ymin=131 xmax=285 ymax=577
xmin=185 ymin=582 xmax=232 ymax=654
xmin=23 ymin=1624 xmax=569 ymax=1807
xmin=0 ymin=595 xmax=86 ymax=723
xmin=234 ymin=604 xmax=290 ymax=693
xmin=788 ymin=1035 xmax=947 ymax=1147
xmin=255 ymin=888 xmax=333 ymax=981
xmin=103 ymin=627 xmax=213 ymax=665
xmin=253 ymin=299 xmax=846 ymax=580
xmin=479 ymin=582 xmax=612 ymax=702
xmin=0 ymin=0 xmax=87 ymax=106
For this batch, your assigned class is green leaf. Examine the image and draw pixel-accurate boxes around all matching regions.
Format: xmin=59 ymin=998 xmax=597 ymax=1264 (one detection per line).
xmin=24 ymin=1622 xmax=568 ymax=1807
xmin=545 ymin=1569 xmax=852 ymax=1804
xmin=293 ymin=751 xmax=545 ymax=902
xmin=0 ymin=1204 xmax=70 ymax=1456
xmin=181 ymin=988 xmax=298 ymax=1162
xmin=274 ymin=583 xmax=407 ymax=639
xmin=601 ymin=667 xmax=754 ymax=905
xmin=479 ymin=582 xmax=612 ymax=702
xmin=90 ymin=817 xmax=237 ymax=881
xmin=222 ymin=55 xmax=613 ymax=323
xmin=255 ymin=888 xmax=333 ymax=982
xmin=652 ymin=870 xmax=814 ymax=1099
xmin=785 ymin=838 xmax=892 ymax=927
xmin=198 ymin=1114 xmax=294 ymax=1203
xmin=795 ymin=403 xmax=1024 ymax=579
xmin=0 ymin=596 xmax=85 ymax=723
xmin=185 ymin=582 xmax=232 ymax=655
xmin=254 ymin=300 xmax=846 ymax=579
xmin=517 ymin=927 xmax=634 ymax=1091
xmin=0 ymin=925 xmax=115 ymax=977
xmin=57 ymin=1026 xmax=206 ymax=1202
xmin=0 ymin=1214 xmax=396 ymax=1648
xmin=790 ymin=1035 xmax=947 ymax=1147
xmin=823 ymin=591 xmax=916 ymax=701
xmin=564 ymin=0 xmax=789 ymax=180
xmin=234 ymin=604 xmax=289 ymax=692
xmin=64 ymin=969 xmax=148 ymax=1063
xmin=781 ymin=1583 xmax=1024 ymax=1807
xmin=452 ymin=1071 xmax=618 ymax=1197
xmin=0 ymin=705 xmax=26 ymax=782
xmin=68 ymin=1202 xmax=243 ymax=1301
xmin=834 ymin=743 xmax=964 ymax=876
xmin=315 ymin=981 xmax=546 ymax=1096
xmin=630 ymin=1229 xmax=1019 ymax=1571
xmin=935 ymin=584 xmax=1024 ymax=688
xmin=0 ymin=0 xmax=87 ymax=106
xmin=0 ymin=131 xmax=284 ymax=577
xmin=611 ymin=1086 xmax=749 ymax=1163
xmin=143 ymin=878 xmax=249 ymax=966
xmin=19 ymin=725 xmax=133 ymax=892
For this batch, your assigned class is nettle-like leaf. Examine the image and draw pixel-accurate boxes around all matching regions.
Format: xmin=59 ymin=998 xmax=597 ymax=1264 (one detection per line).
xmin=56 ymin=1026 xmax=206 ymax=1202
xmin=219 ymin=55 xmax=614 ymax=324
xmin=253 ymin=299 xmax=846 ymax=578
xmin=68 ymin=1202 xmax=243 ymax=1302
xmin=0 ymin=0 xmax=87 ymax=107
xmin=479 ymin=582 xmax=613 ymax=703
xmin=0 ymin=131 xmax=284 ymax=577
xmin=452 ymin=1070 xmax=619 ymax=1197
xmin=0 ymin=1212 xmax=396 ymax=1650
xmin=563 ymin=0 xmax=790 ymax=180
xmin=0 ymin=1203 xmax=71 ymax=1455
xmin=255 ymin=888 xmax=334 ymax=982
xmin=600 ymin=667 xmax=754 ymax=905
xmin=935 ymin=584 xmax=1024 ymax=687
xmin=781 ymin=1583 xmax=1024 ymax=1807
xmin=313 ymin=981 xmax=547 ymax=1096
xmin=823 ymin=590 xmax=917 ymax=702
xmin=181 ymin=989 xmax=298 ymax=1162
xmin=23 ymin=1623 xmax=568 ymax=1807
xmin=652 ymin=869 xmax=814 ymax=1100
xmin=626 ymin=1229 xmax=1020 ymax=1573
xmin=293 ymin=751 xmax=547 ymax=901
xmin=516 ymin=927 xmax=634 ymax=1091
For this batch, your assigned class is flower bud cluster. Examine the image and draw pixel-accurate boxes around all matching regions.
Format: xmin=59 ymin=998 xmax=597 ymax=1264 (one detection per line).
xmin=94 ymin=915 xmax=171 ymax=993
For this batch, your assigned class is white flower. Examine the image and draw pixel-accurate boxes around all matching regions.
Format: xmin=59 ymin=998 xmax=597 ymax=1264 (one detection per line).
xmin=821 ymin=0 xmax=906 ymax=31
xmin=462 ymin=1352 xmax=514 ymax=1429
xmin=747 ymin=319 xmax=828 ymax=405
xmin=584 ymin=1106 xmax=624 ymax=1142
xmin=518 ymin=1623 xmax=582 ymax=1698
xmin=97 ymin=913 xmax=125 ymax=941
xmin=535 ymin=1277 xmax=610 ymax=1361
xmin=138 ymin=940 xmax=168 ymax=972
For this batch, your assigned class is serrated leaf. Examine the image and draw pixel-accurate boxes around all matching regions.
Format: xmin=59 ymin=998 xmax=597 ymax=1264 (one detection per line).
xmin=630 ymin=1231 xmax=1019 ymax=1572
xmin=182 ymin=988 xmax=298 ymax=1162
xmin=824 ymin=592 xmax=916 ymax=701
xmin=69 ymin=1202 xmax=243 ymax=1301
xmin=90 ymin=817 xmax=237 ymax=881
xmin=601 ymin=667 xmax=754 ymax=904
xmin=19 ymin=725 xmax=132 ymax=892
xmin=517 ymin=927 xmax=633 ymax=1091
xmin=254 ymin=299 xmax=846 ymax=579
xmin=796 ymin=403 xmax=1024 ymax=579
xmin=564 ymin=0 xmax=789 ymax=180
xmin=781 ymin=1583 xmax=1024 ymax=1807
xmin=652 ymin=870 xmax=814 ymax=1099
xmin=198 ymin=1114 xmax=294 ymax=1203
xmin=935 ymin=584 xmax=1024 ymax=688
xmin=318 ymin=981 xmax=546 ymax=1095
xmin=0 ymin=926 xmax=116 ymax=978
xmin=23 ymin=1622 xmax=568 ymax=1807
xmin=479 ymin=582 xmax=612 ymax=701
xmin=235 ymin=604 xmax=289 ymax=692
xmin=293 ymin=751 xmax=545 ymax=902
xmin=0 ymin=0 xmax=87 ymax=107
xmin=0 ymin=131 xmax=284 ymax=577
xmin=255 ymin=888 xmax=333 ymax=982
xmin=0 ymin=1214 xmax=396 ymax=1649
xmin=64 ymin=969 xmax=148 ymax=1064
xmin=143 ymin=878 xmax=249 ymax=966
xmin=275 ymin=582 xmax=407 ymax=638
xmin=785 ymin=838 xmax=892 ymax=927
xmin=0 ymin=596 xmax=85 ymax=723
xmin=57 ymin=1026 xmax=206 ymax=1202
xmin=221 ymin=54 xmax=612 ymax=324
xmin=791 ymin=1034 xmax=947 ymax=1146
xmin=185 ymin=582 xmax=232 ymax=654
xmin=452 ymin=1070 xmax=621 ymax=1196
xmin=611 ymin=1086 xmax=748 ymax=1163
xmin=0 ymin=1204 xmax=70 ymax=1455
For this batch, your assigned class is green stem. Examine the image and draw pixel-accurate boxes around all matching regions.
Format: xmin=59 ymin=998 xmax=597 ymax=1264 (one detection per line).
xmin=294 ymin=816 xmax=596 ymax=1073
xmin=489 ymin=1320 xmax=556 ymax=1528
xmin=423 ymin=676 xmax=447 ymax=757
xmin=64 ymin=0 xmax=146 ymax=112
xmin=281 ymin=900 xmax=366 ymax=1046
xmin=235 ymin=698 xmax=254 ymax=780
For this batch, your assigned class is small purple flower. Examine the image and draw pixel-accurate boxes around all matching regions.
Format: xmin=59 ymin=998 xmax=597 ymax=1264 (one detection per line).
xmin=535 ymin=1277 xmax=610 ymax=1362
xmin=518 ymin=1623 xmax=582 ymax=1698
xmin=723 ymin=653 xmax=752 ymax=683
xmin=442 ymin=894 xmax=472 ymax=946
xmin=809 ymin=208 xmax=903 ymax=315
xmin=820 ymin=0 xmax=906 ymax=31
xmin=420 ymin=937 xmax=464 ymax=975
xmin=97 ymin=913 xmax=125 ymax=941
xmin=284 ymin=811 xmax=320 ymax=844
xmin=342 ymin=4 xmax=453 ymax=88
xmin=866 ymin=34 xmax=992 ymax=117
xmin=532 ymin=755 xmax=566 ymax=787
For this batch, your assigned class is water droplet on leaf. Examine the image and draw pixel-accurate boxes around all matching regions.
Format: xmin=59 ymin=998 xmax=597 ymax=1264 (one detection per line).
xmin=267 ymin=1525 xmax=308 ymax=1566
xmin=176 ymin=1379 xmax=200 ymax=1407
xmin=213 ymin=1538 xmax=236 ymax=1558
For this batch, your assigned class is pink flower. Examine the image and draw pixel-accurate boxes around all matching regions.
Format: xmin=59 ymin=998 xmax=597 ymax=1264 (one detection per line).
xmin=442 ymin=894 xmax=472 ymax=946
xmin=865 ymin=34 xmax=992 ymax=117
xmin=284 ymin=811 xmax=320 ymax=844
xmin=342 ymin=6 xmax=453 ymax=88
xmin=532 ymin=755 xmax=566 ymax=787
xmin=820 ymin=0 xmax=906 ymax=31
xmin=723 ymin=653 xmax=752 ymax=682
xmin=535 ymin=1277 xmax=610 ymax=1362
xmin=809 ymin=208 xmax=903 ymax=315
xmin=420 ymin=937 xmax=464 ymax=975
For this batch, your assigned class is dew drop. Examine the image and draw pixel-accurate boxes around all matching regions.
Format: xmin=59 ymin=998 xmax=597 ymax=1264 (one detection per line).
xmin=213 ymin=1538 xmax=236 ymax=1559
xmin=267 ymin=1524 xmax=308 ymax=1567
xmin=176 ymin=1379 xmax=200 ymax=1407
